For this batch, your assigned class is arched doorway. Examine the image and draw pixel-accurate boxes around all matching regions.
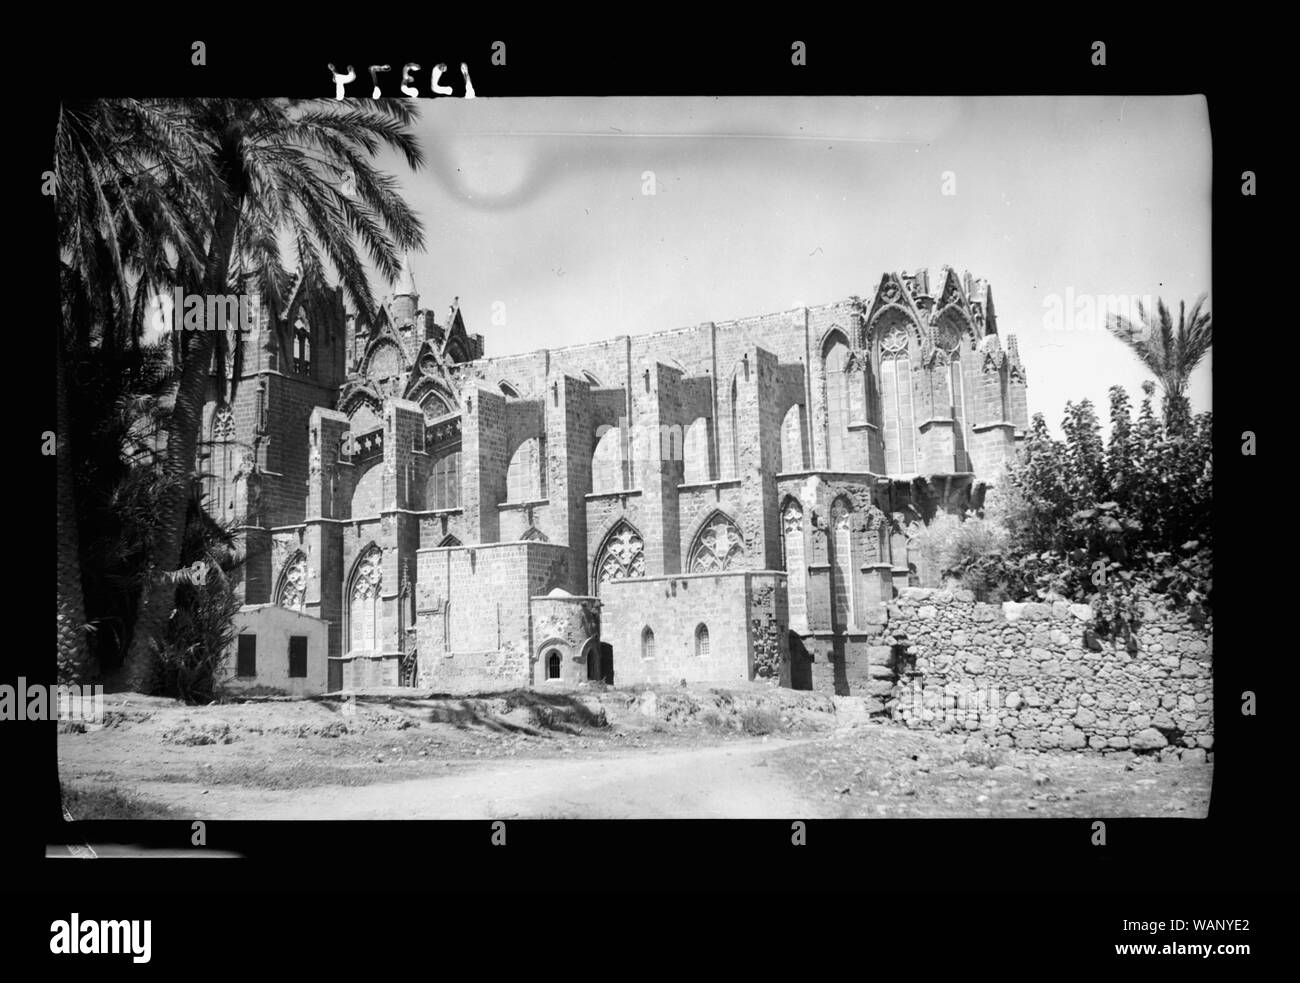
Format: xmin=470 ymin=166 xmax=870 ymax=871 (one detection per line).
xmin=599 ymin=642 xmax=614 ymax=685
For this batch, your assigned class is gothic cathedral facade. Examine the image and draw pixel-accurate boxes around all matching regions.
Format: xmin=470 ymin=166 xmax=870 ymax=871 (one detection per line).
xmin=205 ymin=261 xmax=1027 ymax=694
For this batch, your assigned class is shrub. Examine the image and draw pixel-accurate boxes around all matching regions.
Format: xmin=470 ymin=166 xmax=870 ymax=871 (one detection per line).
xmin=960 ymin=743 xmax=1004 ymax=769
xmin=740 ymin=707 xmax=781 ymax=736
xmin=953 ymin=383 xmax=1211 ymax=623
xmin=909 ymin=495 xmax=1010 ymax=599
xmin=154 ymin=502 xmax=245 ymax=704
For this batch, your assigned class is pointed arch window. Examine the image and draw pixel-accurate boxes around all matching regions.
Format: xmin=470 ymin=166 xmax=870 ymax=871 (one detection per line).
xmin=729 ymin=378 xmax=740 ymax=479
xmin=688 ymin=513 xmax=745 ymax=573
xmin=949 ymin=349 xmax=971 ymax=472
xmin=207 ymin=406 xmax=237 ymax=518
xmin=878 ymin=326 xmax=917 ymax=473
xmin=695 ymin=624 xmax=710 ymax=659
xmin=276 ymin=552 xmax=308 ymax=611
xmin=349 ymin=547 xmax=383 ymax=654
xmin=830 ymin=499 xmax=855 ymax=630
xmin=428 ymin=447 xmax=461 ymax=510
xmin=780 ymin=404 xmax=806 ymax=472
xmin=822 ymin=331 xmax=850 ymax=470
xmin=682 ymin=416 xmax=713 ymax=484
xmin=506 ymin=437 xmax=544 ymax=502
xmin=293 ymin=316 xmax=312 ymax=376
xmin=592 ymin=424 xmax=624 ymax=494
xmin=641 ymin=627 xmax=655 ymax=660
xmin=781 ymin=499 xmax=808 ymax=631
xmin=594 ymin=520 xmax=645 ymax=593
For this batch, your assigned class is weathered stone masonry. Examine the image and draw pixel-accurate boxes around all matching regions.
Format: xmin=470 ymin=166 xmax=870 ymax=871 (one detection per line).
xmin=879 ymin=588 xmax=1213 ymax=759
xmin=208 ymin=256 xmax=1212 ymax=757
xmin=206 ymin=260 xmax=1030 ymax=694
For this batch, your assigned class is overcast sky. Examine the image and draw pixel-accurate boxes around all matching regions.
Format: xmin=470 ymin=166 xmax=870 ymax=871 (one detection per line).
xmin=369 ymin=95 xmax=1211 ymax=434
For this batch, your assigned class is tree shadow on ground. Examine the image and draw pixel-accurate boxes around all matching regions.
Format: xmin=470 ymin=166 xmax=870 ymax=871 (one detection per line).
xmin=831 ymin=635 xmax=850 ymax=696
xmin=313 ymin=690 xmax=607 ymax=736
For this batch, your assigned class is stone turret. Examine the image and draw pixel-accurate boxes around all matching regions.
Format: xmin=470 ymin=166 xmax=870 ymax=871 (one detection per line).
xmin=391 ymin=253 xmax=420 ymax=325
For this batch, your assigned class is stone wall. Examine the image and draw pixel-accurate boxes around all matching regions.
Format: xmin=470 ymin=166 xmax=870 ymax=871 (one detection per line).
xmin=885 ymin=588 xmax=1213 ymax=760
xmin=601 ymin=570 xmax=789 ymax=687
xmin=414 ymin=648 xmax=530 ymax=693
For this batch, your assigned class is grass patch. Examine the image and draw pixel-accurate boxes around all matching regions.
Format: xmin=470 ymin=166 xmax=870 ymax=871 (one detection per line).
xmin=958 ymin=744 xmax=1005 ymax=769
xmin=61 ymin=782 xmax=176 ymax=820
xmin=740 ymin=708 xmax=782 ymax=736
xmin=699 ymin=710 xmax=728 ymax=731
xmin=153 ymin=760 xmax=397 ymax=791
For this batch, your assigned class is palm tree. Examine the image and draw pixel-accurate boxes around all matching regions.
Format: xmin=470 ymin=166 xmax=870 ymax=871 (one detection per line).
xmin=116 ymin=98 xmax=426 ymax=691
xmin=1105 ymin=295 xmax=1212 ymax=423
xmin=55 ymin=100 xmax=211 ymax=683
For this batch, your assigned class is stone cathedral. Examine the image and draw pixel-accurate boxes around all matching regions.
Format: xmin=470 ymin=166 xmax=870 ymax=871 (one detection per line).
xmin=206 ymin=261 xmax=1028 ymax=696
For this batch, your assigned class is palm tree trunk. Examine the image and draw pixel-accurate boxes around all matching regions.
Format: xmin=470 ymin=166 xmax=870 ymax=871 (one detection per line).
xmin=118 ymin=331 xmax=216 ymax=691
xmin=56 ymin=343 xmax=92 ymax=683
xmin=120 ymin=195 xmax=241 ymax=692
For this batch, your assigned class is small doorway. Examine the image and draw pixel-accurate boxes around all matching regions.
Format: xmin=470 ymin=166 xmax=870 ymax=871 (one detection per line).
xmin=546 ymin=649 xmax=562 ymax=680
xmin=599 ymin=642 xmax=614 ymax=685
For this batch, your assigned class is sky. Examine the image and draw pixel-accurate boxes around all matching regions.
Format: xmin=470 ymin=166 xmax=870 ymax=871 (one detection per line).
xmin=366 ymin=95 xmax=1211 ymax=434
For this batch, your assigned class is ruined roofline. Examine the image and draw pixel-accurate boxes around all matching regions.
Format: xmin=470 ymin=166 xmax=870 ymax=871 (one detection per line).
xmin=458 ymin=297 xmax=865 ymax=372
xmin=461 ymin=270 xmax=1000 ymax=370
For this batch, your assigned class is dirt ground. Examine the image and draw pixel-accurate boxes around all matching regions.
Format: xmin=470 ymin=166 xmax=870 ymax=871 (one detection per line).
xmin=57 ymin=684 xmax=1212 ymax=820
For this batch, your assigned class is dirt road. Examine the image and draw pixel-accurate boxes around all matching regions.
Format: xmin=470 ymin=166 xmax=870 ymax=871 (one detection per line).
xmin=59 ymin=688 xmax=1211 ymax=820
xmin=126 ymin=738 xmax=813 ymax=820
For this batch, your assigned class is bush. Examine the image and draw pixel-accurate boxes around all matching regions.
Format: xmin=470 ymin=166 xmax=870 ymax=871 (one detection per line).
xmin=959 ymin=743 xmax=1004 ymax=769
xmin=154 ymin=502 xmax=245 ymax=704
xmin=909 ymin=494 xmax=1010 ymax=599
xmin=156 ymin=569 xmax=242 ymax=704
xmin=740 ymin=707 xmax=781 ymax=736
xmin=84 ymin=444 xmax=246 ymax=702
xmin=699 ymin=710 xmax=726 ymax=730
xmin=954 ymin=383 xmax=1211 ymax=622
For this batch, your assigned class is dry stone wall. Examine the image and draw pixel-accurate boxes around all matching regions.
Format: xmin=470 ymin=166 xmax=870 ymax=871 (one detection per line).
xmin=886 ymin=588 xmax=1213 ymax=761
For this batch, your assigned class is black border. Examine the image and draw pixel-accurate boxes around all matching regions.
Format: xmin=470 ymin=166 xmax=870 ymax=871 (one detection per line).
xmin=7 ymin=26 xmax=1286 ymax=967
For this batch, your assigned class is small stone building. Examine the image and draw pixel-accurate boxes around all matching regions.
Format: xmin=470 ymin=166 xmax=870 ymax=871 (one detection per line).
xmin=224 ymin=604 xmax=329 ymax=696
xmin=203 ymin=261 xmax=1027 ymax=694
